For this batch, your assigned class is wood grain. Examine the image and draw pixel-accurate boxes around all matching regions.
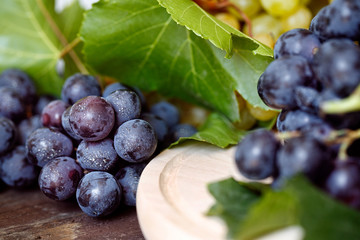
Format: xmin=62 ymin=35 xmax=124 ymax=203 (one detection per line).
xmin=0 ymin=186 xmax=144 ymax=240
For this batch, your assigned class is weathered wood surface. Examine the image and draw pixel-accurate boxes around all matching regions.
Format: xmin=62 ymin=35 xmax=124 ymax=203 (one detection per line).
xmin=0 ymin=187 xmax=144 ymax=240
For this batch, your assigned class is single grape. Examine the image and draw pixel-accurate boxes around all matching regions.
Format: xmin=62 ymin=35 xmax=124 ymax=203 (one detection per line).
xmin=229 ymin=0 xmax=261 ymax=18
xmin=214 ymin=12 xmax=240 ymax=29
xmin=102 ymin=82 xmax=129 ymax=98
xmin=310 ymin=0 xmax=360 ymax=41
xmin=294 ymin=86 xmax=321 ymax=113
xmin=76 ymin=138 xmax=120 ymax=172
xmin=34 ymin=95 xmax=57 ymax=115
xmin=325 ymin=159 xmax=360 ymax=210
xmin=69 ymin=96 xmax=115 ymax=141
xmin=276 ymin=136 xmax=333 ymax=186
xmin=260 ymin=0 xmax=300 ymax=17
xmin=246 ymin=102 xmax=278 ymax=121
xmin=0 ymin=68 xmax=36 ymax=103
xmin=0 ymin=146 xmax=40 ymax=188
xmin=41 ymin=100 xmax=70 ymax=130
xmin=61 ymin=107 xmax=82 ymax=141
xmin=17 ymin=115 xmax=42 ymax=145
xmin=141 ymin=113 xmax=169 ymax=149
xmin=150 ymin=101 xmax=180 ymax=128
xmin=61 ymin=73 xmax=101 ymax=105
xmin=169 ymin=123 xmax=197 ymax=143
xmin=281 ymin=6 xmax=312 ymax=32
xmin=274 ymin=28 xmax=321 ymax=62
xmin=0 ymin=117 xmax=17 ymax=155
xmin=243 ymin=13 xmax=283 ymax=40
xmin=235 ymin=129 xmax=279 ymax=180
xmin=115 ymin=163 xmax=147 ymax=206
xmin=312 ymin=39 xmax=360 ymax=97
xmin=105 ymin=89 xmax=141 ymax=128
xmin=114 ymin=119 xmax=157 ymax=163
xmin=38 ymin=156 xmax=83 ymax=201
xmin=76 ymin=171 xmax=122 ymax=217
xmin=26 ymin=127 xmax=74 ymax=167
xmin=0 ymin=87 xmax=26 ymax=122
xmin=257 ymin=55 xmax=316 ymax=109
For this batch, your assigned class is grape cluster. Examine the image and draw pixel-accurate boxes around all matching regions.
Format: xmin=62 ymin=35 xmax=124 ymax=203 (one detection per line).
xmin=236 ymin=0 xmax=360 ymax=210
xmin=0 ymin=69 xmax=197 ymax=217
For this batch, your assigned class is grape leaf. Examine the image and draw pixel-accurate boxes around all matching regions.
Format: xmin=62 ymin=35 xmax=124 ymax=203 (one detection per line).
xmin=80 ymin=0 xmax=273 ymax=123
xmin=157 ymin=0 xmax=273 ymax=58
xmin=208 ymin=176 xmax=360 ymax=240
xmin=0 ymin=0 xmax=84 ymax=96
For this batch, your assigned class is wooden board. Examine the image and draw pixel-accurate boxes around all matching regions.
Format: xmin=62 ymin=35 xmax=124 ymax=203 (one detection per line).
xmin=137 ymin=142 xmax=304 ymax=240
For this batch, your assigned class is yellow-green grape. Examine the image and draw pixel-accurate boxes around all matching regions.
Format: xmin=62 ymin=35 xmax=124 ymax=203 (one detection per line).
xmin=253 ymin=32 xmax=275 ymax=49
xmin=243 ymin=13 xmax=283 ymax=39
xmin=260 ymin=0 xmax=301 ymax=17
xmin=234 ymin=106 xmax=257 ymax=130
xmin=300 ymin=0 xmax=311 ymax=5
xmin=246 ymin=102 xmax=278 ymax=121
xmin=214 ymin=12 xmax=240 ymax=30
xmin=281 ymin=5 xmax=312 ymax=32
xmin=228 ymin=0 xmax=262 ymax=19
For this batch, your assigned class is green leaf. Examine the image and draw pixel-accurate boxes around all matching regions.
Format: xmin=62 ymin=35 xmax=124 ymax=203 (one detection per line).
xmin=157 ymin=0 xmax=273 ymax=58
xmin=170 ymin=112 xmax=246 ymax=148
xmin=207 ymin=178 xmax=262 ymax=238
xmin=80 ymin=0 xmax=273 ymax=123
xmin=208 ymin=176 xmax=360 ymax=240
xmin=0 ymin=0 xmax=84 ymax=96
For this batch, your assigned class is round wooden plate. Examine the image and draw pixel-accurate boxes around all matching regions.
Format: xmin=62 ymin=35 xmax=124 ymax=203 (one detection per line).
xmin=136 ymin=142 xmax=303 ymax=240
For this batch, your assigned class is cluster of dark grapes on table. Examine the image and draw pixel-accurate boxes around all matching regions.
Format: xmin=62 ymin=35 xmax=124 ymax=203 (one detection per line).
xmin=235 ymin=0 xmax=360 ymax=210
xmin=0 ymin=69 xmax=197 ymax=217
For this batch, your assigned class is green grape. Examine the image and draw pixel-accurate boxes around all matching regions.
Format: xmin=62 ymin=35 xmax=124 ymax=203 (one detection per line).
xmin=243 ymin=13 xmax=283 ymax=39
xmin=246 ymin=101 xmax=278 ymax=121
xmin=214 ymin=12 xmax=240 ymax=29
xmin=281 ymin=5 xmax=312 ymax=32
xmin=228 ymin=0 xmax=262 ymax=19
xmin=260 ymin=0 xmax=301 ymax=17
xmin=253 ymin=32 xmax=275 ymax=49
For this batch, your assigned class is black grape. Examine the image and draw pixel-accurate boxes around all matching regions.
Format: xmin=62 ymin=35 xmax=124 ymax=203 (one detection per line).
xmin=274 ymin=28 xmax=321 ymax=62
xmin=114 ymin=119 xmax=157 ymax=163
xmin=38 ymin=156 xmax=83 ymax=201
xmin=76 ymin=138 xmax=120 ymax=172
xmin=0 ymin=146 xmax=39 ymax=188
xmin=26 ymin=127 xmax=73 ymax=167
xmin=0 ymin=68 xmax=37 ymax=103
xmin=61 ymin=107 xmax=82 ymax=141
xmin=169 ymin=123 xmax=197 ymax=142
xmin=325 ymin=159 xmax=360 ymax=210
xmin=0 ymin=87 xmax=26 ymax=122
xmin=150 ymin=101 xmax=180 ymax=128
xmin=257 ymin=55 xmax=316 ymax=109
xmin=102 ymin=82 xmax=129 ymax=98
xmin=312 ymin=39 xmax=360 ymax=98
xmin=41 ymin=99 xmax=70 ymax=130
xmin=310 ymin=0 xmax=360 ymax=41
xmin=34 ymin=94 xmax=56 ymax=115
xmin=68 ymin=96 xmax=115 ymax=141
xmin=17 ymin=115 xmax=42 ymax=145
xmin=0 ymin=117 xmax=17 ymax=155
xmin=105 ymin=89 xmax=142 ymax=128
xmin=115 ymin=163 xmax=147 ymax=206
xmin=76 ymin=171 xmax=122 ymax=217
xmin=235 ymin=129 xmax=279 ymax=180
xmin=141 ymin=113 xmax=169 ymax=150
xmin=294 ymin=86 xmax=321 ymax=113
xmin=61 ymin=73 xmax=101 ymax=105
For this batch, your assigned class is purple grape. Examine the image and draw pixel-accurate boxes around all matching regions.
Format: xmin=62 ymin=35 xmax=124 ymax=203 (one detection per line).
xmin=115 ymin=163 xmax=147 ymax=206
xmin=0 ymin=87 xmax=26 ymax=122
xmin=102 ymin=82 xmax=129 ymax=98
xmin=325 ymin=159 xmax=360 ymax=210
xmin=41 ymin=100 xmax=70 ymax=130
xmin=0 ymin=117 xmax=17 ymax=155
xmin=61 ymin=73 xmax=101 ymax=105
xmin=141 ymin=113 xmax=169 ymax=149
xmin=76 ymin=171 xmax=122 ymax=217
xmin=17 ymin=115 xmax=42 ymax=145
xmin=274 ymin=28 xmax=321 ymax=62
xmin=235 ymin=129 xmax=279 ymax=180
xmin=0 ymin=146 xmax=39 ymax=188
xmin=105 ymin=89 xmax=141 ymax=128
xmin=114 ymin=119 xmax=157 ymax=163
xmin=34 ymin=95 xmax=57 ymax=115
xmin=0 ymin=68 xmax=36 ymax=103
xmin=294 ymin=86 xmax=321 ymax=113
xmin=38 ymin=156 xmax=83 ymax=201
xmin=169 ymin=123 xmax=197 ymax=142
xmin=257 ymin=56 xmax=316 ymax=109
xmin=69 ymin=96 xmax=115 ymax=141
xmin=26 ymin=127 xmax=74 ymax=167
xmin=76 ymin=138 xmax=120 ymax=172
xmin=150 ymin=101 xmax=180 ymax=128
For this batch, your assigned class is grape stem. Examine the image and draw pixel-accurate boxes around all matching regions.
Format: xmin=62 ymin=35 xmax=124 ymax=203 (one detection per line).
xmin=36 ymin=0 xmax=89 ymax=75
xmin=321 ymin=85 xmax=360 ymax=114
xmin=337 ymin=129 xmax=360 ymax=161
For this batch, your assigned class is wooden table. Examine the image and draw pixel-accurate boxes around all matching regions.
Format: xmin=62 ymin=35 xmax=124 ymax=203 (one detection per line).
xmin=0 ymin=187 xmax=144 ymax=240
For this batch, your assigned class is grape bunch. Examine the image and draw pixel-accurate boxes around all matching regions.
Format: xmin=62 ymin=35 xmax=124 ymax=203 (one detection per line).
xmin=235 ymin=0 xmax=360 ymax=210
xmin=0 ymin=69 xmax=198 ymax=217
